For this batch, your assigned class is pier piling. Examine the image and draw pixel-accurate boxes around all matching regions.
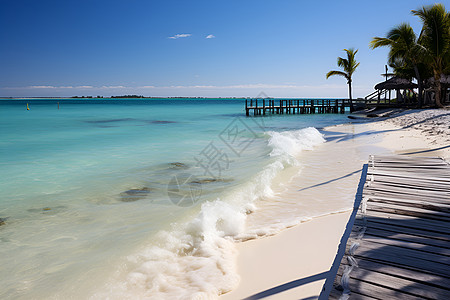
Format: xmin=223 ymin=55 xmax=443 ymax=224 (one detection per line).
xmin=245 ymin=98 xmax=365 ymax=116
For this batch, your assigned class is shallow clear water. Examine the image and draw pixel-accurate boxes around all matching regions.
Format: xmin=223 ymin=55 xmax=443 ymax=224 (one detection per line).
xmin=0 ymin=98 xmax=351 ymax=299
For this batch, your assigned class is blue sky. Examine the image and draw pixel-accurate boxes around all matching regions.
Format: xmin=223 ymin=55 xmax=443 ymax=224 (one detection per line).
xmin=0 ymin=0 xmax=440 ymax=98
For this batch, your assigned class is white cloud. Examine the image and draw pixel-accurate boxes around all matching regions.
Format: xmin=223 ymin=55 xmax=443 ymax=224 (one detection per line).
xmin=100 ymin=85 xmax=126 ymax=89
xmin=205 ymin=34 xmax=215 ymax=39
xmin=168 ymin=33 xmax=191 ymax=39
xmin=27 ymin=85 xmax=74 ymax=89
xmin=27 ymin=85 xmax=57 ymax=89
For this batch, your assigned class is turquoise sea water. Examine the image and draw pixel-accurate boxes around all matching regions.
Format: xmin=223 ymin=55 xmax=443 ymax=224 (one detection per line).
xmin=0 ymin=99 xmax=350 ymax=299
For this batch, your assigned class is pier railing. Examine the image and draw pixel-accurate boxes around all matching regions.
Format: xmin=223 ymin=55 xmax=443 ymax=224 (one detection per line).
xmin=245 ymin=99 xmax=366 ymax=116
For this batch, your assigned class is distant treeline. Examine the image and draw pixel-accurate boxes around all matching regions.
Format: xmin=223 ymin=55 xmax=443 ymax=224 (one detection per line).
xmin=72 ymin=95 xmax=144 ymax=98
xmin=110 ymin=95 xmax=145 ymax=98
xmin=67 ymin=96 xmax=245 ymax=99
xmin=72 ymin=96 xmax=103 ymax=98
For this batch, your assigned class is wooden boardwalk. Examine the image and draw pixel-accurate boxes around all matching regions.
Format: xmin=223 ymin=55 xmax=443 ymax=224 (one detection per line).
xmin=244 ymin=99 xmax=363 ymax=116
xmin=326 ymin=155 xmax=450 ymax=299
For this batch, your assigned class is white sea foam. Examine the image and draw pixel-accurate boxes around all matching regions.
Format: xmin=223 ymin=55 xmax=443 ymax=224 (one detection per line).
xmin=95 ymin=127 xmax=326 ymax=299
xmin=267 ymin=127 xmax=326 ymax=158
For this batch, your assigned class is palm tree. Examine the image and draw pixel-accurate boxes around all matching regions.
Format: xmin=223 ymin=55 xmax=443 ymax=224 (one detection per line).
xmin=412 ymin=4 xmax=450 ymax=108
xmin=326 ymin=48 xmax=360 ymax=112
xmin=369 ymin=23 xmax=425 ymax=107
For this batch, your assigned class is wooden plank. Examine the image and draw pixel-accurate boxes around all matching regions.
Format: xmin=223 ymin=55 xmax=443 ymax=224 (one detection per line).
xmin=365 ymin=182 xmax=450 ymax=195
xmin=366 ymin=201 xmax=450 ymax=222
xmin=363 ymin=190 xmax=450 ymax=204
xmin=370 ymin=161 xmax=449 ymax=167
xmin=369 ymin=165 xmax=449 ymax=170
xmin=367 ymin=179 xmax=450 ymax=192
xmin=340 ymin=257 xmax=450 ymax=290
xmin=354 ymin=218 xmax=450 ymax=242
xmin=369 ymin=163 xmax=450 ymax=170
xmin=348 ymin=243 xmax=450 ymax=276
xmin=368 ymin=169 xmax=450 ymax=182
xmin=347 ymin=239 xmax=450 ymax=266
xmin=357 ymin=234 xmax=450 ymax=256
xmin=365 ymin=183 xmax=450 ymax=199
xmin=367 ymin=197 xmax=450 ymax=211
xmin=363 ymin=211 xmax=450 ymax=233
xmin=370 ymin=161 xmax=448 ymax=166
xmin=328 ymin=287 xmax=344 ymax=300
xmin=370 ymin=158 xmax=448 ymax=164
xmin=336 ymin=265 xmax=450 ymax=299
xmin=366 ymin=195 xmax=450 ymax=212
xmin=369 ymin=164 xmax=450 ymax=171
xmin=370 ymin=157 xmax=447 ymax=163
xmin=370 ymin=176 xmax=450 ymax=190
xmin=334 ymin=274 xmax=424 ymax=300
xmin=353 ymin=226 xmax=450 ymax=249
xmin=369 ymin=170 xmax=450 ymax=181
xmin=368 ymin=169 xmax=450 ymax=177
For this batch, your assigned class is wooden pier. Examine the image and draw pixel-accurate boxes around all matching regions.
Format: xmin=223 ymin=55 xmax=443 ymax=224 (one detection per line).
xmin=324 ymin=155 xmax=450 ymax=299
xmin=244 ymin=99 xmax=360 ymax=116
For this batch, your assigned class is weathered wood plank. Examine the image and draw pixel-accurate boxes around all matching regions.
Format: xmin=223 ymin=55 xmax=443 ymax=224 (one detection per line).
xmin=347 ymin=240 xmax=450 ymax=267
xmin=363 ymin=211 xmax=450 ymax=234
xmin=351 ymin=226 xmax=450 ymax=249
xmin=365 ymin=183 xmax=450 ymax=199
xmin=368 ymin=169 xmax=450 ymax=178
xmin=369 ymin=165 xmax=449 ymax=170
xmin=356 ymin=234 xmax=450 ymax=256
xmin=363 ymin=190 xmax=450 ymax=204
xmin=340 ymin=257 xmax=450 ymax=290
xmin=370 ymin=177 xmax=450 ymax=191
xmin=370 ymin=171 xmax=450 ymax=182
xmin=336 ymin=264 xmax=450 ymax=299
xmin=334 ymin=274 xmax=425 ymax=300
xmin=370 ymin=158 xmax=448 ymax=164
xmin=328 ymin=287 xmax=344 ymax=300
xmin=367 ymin=178 xmax=450 ymax=192
xmin=329 ymin=284 xmax=380 ymax=300
xmin=366 ymin=195 xmax=450 ymax=212
xmin=369 ymin=165 xmax=450 ymax=171
xmin=366 ymin=201 xmax=450 ymax=222
xmin=368 ymin=170 xmax=450 ymax=182
xmin=354 ymin=218 xmax=450 ymax=242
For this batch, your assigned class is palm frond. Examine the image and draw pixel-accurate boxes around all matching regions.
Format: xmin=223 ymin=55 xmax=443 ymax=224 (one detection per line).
xmin=326 ymin=70 xmax=348 ymax=79
xmin=370 ymin=37 xmax=393 ymax=49
xmin=413 ymin=4 xmax=450 ymax=57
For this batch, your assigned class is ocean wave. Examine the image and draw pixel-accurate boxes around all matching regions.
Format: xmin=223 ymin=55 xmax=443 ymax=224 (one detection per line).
xmin=95 ymin=127 xmax=326 ymax=299
xmin=267 ymin=127 xmax=326 ymax=158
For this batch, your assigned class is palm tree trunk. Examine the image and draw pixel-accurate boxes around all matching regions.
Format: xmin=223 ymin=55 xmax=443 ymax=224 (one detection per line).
xmin=348 ymin=81 xmax=354 ymax=112
xmin=413 ymin=64 xmax=423 ymax=108
xmin=434 ymin=72 xmax=443 ymax=108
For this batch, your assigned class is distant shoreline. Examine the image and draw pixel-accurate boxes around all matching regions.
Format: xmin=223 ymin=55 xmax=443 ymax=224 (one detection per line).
xmin=0 ymin=96 xmax=246 ymax=100
xmin=0 ymin=97 xmax=347 ymax=100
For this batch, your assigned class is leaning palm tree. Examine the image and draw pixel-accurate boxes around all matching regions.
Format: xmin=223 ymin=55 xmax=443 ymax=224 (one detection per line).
xmin=412 ymin=4 xmax=450 ymax=108
xmin=326 ymin=48 xmax=360 ymax=112
xmin=370 ymin=23 xmax=425 ymax=107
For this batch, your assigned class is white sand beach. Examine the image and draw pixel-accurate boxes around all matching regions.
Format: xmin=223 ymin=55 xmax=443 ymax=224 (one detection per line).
xmin=221 ymin=108 xmax=450 ymax=299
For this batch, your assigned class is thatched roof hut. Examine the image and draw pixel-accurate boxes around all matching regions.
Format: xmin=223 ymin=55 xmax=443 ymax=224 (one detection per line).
xmin=375 ymin=77 xmax=418 ymax=90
